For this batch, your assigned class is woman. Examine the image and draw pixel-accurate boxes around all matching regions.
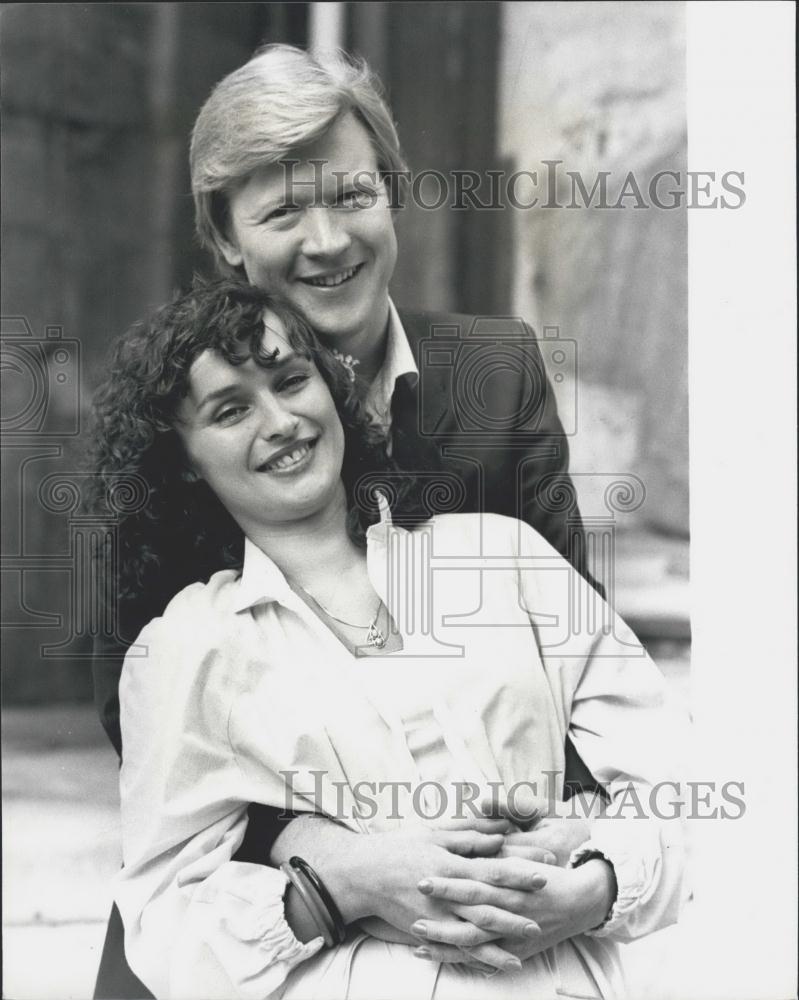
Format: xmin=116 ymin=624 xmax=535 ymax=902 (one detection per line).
xmin=89 ymin=279 xmax=686 ymax=999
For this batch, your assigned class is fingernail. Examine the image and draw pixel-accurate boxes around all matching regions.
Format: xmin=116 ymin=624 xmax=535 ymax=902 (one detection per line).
xmin=524 ymin=922 xmax=540 ymax=937
xmin=504 ymin=957 xmax=523 ymax=972
xmin=531 ymin=875 xmax=547 ymax=889
xmin=411 ymin=921 xmax=428 ymax=937
xmin=546 ymin=852 xmax=557 ymax=865
xmin=417 ymin=878 xmax=433 ymax=894
xmin=414 ymin=947 xmax=432 ymax=960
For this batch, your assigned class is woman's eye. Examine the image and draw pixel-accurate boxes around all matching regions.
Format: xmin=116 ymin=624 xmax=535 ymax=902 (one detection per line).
xmin=214 ymin=404 xmax=247 ymax=424
xmin=279 ymin=373 xmax=310 ymax=392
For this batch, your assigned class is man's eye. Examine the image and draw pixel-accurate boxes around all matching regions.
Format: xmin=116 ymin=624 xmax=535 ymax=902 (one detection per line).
xmin=339 ymin=188 xmax=376 ymax=209
xmin=263 ymin=205 xmax=298 ymax=224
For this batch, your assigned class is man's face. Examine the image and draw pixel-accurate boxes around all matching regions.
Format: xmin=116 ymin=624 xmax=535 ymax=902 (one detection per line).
xmin=220 ymin=113 xmax=398 ymax=358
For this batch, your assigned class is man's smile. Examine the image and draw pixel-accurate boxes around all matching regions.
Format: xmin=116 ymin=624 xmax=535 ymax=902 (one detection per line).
xmin=297 ymin=263 xmax=364 ymax=289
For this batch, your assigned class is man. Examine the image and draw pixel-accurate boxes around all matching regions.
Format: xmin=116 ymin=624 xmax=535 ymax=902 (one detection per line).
xmin=94 ymin=44 xmax=602 ymax=997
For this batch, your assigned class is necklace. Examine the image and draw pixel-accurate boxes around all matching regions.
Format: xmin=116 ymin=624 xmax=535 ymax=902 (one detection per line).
xmin=304 ymin=590 xmax=386 ymax=649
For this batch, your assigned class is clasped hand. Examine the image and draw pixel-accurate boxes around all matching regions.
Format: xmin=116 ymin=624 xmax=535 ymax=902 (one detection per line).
xmin=360 ymin=810 xmax=602 ymax=974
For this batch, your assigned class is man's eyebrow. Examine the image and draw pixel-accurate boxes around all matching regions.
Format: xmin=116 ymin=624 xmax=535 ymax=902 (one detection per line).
xmin=243 ymin=188 xmax=314 ymax=220
xmin=242 ymin=196 xmax=290 ymax=222
xmin=243 ymin=175 xmax=370 ymax=220
xmin=195 ymin=351 xmax=300 ymax=410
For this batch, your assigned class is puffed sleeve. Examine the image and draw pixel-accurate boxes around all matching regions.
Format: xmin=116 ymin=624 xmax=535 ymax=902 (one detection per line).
xmin=115 ymin=580 xmax=323 ymax=999
xmin=515 ymin=519 xmax=689 ymax=942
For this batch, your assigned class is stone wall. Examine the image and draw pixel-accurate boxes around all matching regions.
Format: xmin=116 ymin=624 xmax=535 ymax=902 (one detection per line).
xmin=1 ymin=2 xmax=687 ymax=702
xmin=0 ymin=4 xmax=305 ymax=701
xmin=498 ymin=1 xmax=688 ymax=536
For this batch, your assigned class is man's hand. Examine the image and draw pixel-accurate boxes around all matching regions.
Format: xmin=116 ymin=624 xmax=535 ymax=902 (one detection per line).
xmin=269 ymin=797 xmax=596 ymax=972
xmin=353 ymin=825 xmax=552 ymax=969
xmin=498 ymin=814 xmax=591 ymax=868
xmin=270 ymin=815 xmax=551 ymax=971
xmin=411 ymin=857 xmax=617 ymax=969
xmin=407 ymin=808 xmax=594 ymax=970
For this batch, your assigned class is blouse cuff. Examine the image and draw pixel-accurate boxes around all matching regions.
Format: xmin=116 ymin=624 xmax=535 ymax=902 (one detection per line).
xmin=568 ymin=841 xmax=648 ymax=938
xmin=172 ymin=863 xmax=324 ymax=998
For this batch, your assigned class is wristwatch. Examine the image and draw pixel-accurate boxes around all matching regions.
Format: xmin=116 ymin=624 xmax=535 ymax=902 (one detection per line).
xmin=573 ymin=849 xmax=617 ymax=930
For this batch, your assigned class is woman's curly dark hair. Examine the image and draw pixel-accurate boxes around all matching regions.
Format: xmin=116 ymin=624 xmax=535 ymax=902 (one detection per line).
xmin=86 ymin=278 xmax=428 ymax=605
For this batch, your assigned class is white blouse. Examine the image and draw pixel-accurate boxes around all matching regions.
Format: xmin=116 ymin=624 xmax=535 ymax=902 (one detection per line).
xmin=116 ymin=511 xmax=688 ymax=999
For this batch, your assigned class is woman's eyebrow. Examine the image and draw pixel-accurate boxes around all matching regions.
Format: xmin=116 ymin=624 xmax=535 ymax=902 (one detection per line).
xmin=195 ymin=352 xmax=301 ymax=410
xmin=195 ymin=382 xmax=243 ymax=411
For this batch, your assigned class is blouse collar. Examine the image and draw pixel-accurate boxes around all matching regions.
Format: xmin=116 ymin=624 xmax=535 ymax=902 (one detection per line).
xmin=232 ymin=494 xmax=398 ymax=614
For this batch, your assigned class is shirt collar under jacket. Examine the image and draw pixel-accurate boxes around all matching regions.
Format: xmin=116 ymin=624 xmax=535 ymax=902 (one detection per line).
xmin=363 ymin=298 xmax=419 ymax=428
xmin=232 ymin=492 xmax=397 ymax=614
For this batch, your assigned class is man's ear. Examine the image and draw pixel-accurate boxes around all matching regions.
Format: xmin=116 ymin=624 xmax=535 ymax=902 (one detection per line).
xmin=217 ymin=234 xmax=244 ymax=270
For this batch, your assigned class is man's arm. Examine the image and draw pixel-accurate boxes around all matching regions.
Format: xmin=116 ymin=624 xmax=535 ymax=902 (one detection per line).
xmin=92 ymin=632 xmax=125 ymax=759
xmin=510 ymin=323 xmax=605 ymax=597
xmin=397 ymin=311 xmax=604 ymax=594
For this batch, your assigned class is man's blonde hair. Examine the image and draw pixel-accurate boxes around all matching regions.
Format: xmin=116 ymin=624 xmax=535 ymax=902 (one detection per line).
xmin=190 ymin=44 xmax=407 ymax=273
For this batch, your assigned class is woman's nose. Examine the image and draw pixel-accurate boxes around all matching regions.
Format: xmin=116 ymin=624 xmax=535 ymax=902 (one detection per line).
xmin=300 ymin=207 xmax=352 ymax=258
xmin=257 ymin=396 xmax=300 ymax=440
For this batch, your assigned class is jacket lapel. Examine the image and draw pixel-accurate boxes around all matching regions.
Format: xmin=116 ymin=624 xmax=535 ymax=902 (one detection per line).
xmin=395 ymin=309 xmax=453 ymax=439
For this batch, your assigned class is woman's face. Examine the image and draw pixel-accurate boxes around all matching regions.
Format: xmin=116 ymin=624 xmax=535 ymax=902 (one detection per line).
xmin=174 ymin=311 xmax=346 ymax=536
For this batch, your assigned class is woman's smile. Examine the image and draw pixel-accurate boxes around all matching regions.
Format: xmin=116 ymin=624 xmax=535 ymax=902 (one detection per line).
xmin=257 ymin=437 xmax=318 ymax=474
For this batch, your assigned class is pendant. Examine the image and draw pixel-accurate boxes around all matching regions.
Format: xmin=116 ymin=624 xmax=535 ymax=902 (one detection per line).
xmin=366 ymin=622 xmax=385 ymax=648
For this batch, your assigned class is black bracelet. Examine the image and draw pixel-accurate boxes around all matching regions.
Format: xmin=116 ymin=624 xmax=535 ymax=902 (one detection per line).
xmin=289 ymin=856 xmax=347 ymax=945
xmin=281 ymin=862 xmax=335 ymax=946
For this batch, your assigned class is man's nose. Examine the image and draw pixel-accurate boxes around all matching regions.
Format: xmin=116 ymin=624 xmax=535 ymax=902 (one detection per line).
xmin=300 ymin=207 xmax=352 ymax=258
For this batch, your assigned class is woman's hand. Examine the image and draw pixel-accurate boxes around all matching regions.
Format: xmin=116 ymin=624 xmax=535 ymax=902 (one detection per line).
xmin=411 ymin=857 xmax=617 ymax=969
xmin=403 ymin=809 xmax=592 ymax=969
xmin=355 ymin=826 xmax=547 ymax=937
